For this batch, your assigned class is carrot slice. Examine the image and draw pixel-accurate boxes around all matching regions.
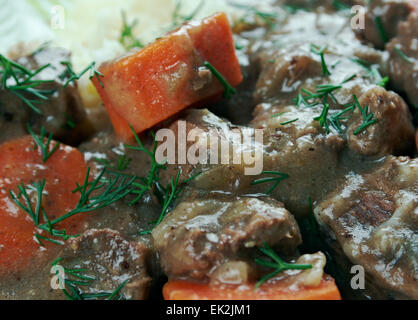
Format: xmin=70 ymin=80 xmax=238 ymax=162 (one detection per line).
xmin=163 ymin=276 xmax=341 ymax=300
xmin=92 ymin=12 xmax=243 ymax=140
xmin=0 ymin=136 xmax=87 ymax=276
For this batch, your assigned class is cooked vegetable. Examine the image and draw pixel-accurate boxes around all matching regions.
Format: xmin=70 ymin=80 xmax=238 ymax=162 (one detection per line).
xmin=92 ymin=12 xmax=243 ymax=139
xmin=0 ymin=136 xmax=87 ymax=274
xmin=163 ymin=277 xmax=341 ymax=300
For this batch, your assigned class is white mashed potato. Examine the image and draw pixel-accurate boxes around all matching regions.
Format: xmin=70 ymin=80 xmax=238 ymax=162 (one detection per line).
xmin=0 ymin=0 xmax=268 ymax=108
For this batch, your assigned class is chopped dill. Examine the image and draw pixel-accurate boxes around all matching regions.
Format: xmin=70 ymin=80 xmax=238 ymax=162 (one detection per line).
xmin=60 ymin=61 xmax=104 ymax=88
xmin=254 ymin=243 xmax=312 ymax=290
xmin=27 ymin=123 xmax=61 ymax=162
xmin=0 ymin=54 xmax=56 ymax=114
xmin=204 ymin=61 xmax=237 ymax=99
xmin=120 ymin=11 xmax=145 ymax=50
xmin=310 ymin=44 xmax=331 ymax=77
xmin=352 ymin=94 xmax=377 ymax=135
xmin=251 ymin=171 xmax=290 ymax=195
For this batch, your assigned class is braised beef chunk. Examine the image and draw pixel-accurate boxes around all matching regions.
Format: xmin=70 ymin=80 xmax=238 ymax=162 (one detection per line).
xmin=152 ymin=195 xmax=301 ymax=280
xmin=57 ymin=229 xmax=151 ymax=300
xmin=315 ymin=157 xmax=418 ymax=299
xmin=0 ymin=47 xmax=93 ymax=145
xmin=347 ymin=86 xmax=415 ymax=156
xmin=355 ymin=0 xmax=412 ymax=49
xmin=387 ymin=12 xmax=418 ymax=106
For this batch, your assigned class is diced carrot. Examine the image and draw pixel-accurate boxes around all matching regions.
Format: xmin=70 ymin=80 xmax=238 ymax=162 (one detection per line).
xmin=92 ymin=12 xmax=243 ymax=140
xmin=0 ymin=136 xmax=87 ymax=276
xmin=163 ymin=276 xmax=341 ymax=300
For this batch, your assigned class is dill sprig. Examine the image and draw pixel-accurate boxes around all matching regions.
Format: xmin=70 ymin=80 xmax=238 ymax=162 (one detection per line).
xmin=328 ymin=103 xmax=355 ymax=134
xmin=204 ymin=61 xmax=237 ymax=99
xmin=280 ymin=118 xmax=299 ymax=126
xmin=295 ymin=74 xmax=355 ymax=108
xmin=52 ymin=168 xmax=136 ymax=225
xmin=332 ymin=0 xmax=350 ymax=11
xmin=172 ymin=0 xmax=204 ymax=28
xmin=283 ymin=4 xmax=305 ymax=14
xmin=60 ymin=61 xmax=104 ymax=88
xmin=314 ymin=103 xmax=331 ymax=133
xmin=394 ymin=46 xmax=414 ymax=64
xmin=375 ymin=16 xmax=388 ymax=44
xmin=9 ymin=179 xmax=72 ymax=244
xmin=251 ymin=171 xmax=290 ymax=195
xmin=120 ymin=11 xmax=145 ymax=50
xmin=0 ymin=54 xmax=56 ymax=114
xmin=140 ymin=170 xmax=181 ymax=235
xmin=272 ymin=112 xmax=287 ymax=118
xmin=350 ymin=57 xmax=388 ymax=88
xmin=94 ymin=154 xmax=132 ymax=172
xmin=230 ymin=2 xmax=278 ymax=30
xmin=52 ymin=258 xmax=128 ymax=300
xmin=310 ymin=44 xmax=331 ymax=77
xmin=10 ymin=168 xmax=136 ymax=244
xmin=254 ymin=243 xmax=312 ymax=290
xmin=352 ymin=94 xmax=377 ymax=135
xmin=27 ymin=123 xmax=61 ymax=162
xmin=125 ymin=126 xmax=167 ymax=205
xmin=9 ymin=179 xmax=46 ymax=226
xmin=294 ymin=74 xmax=357 ymax=134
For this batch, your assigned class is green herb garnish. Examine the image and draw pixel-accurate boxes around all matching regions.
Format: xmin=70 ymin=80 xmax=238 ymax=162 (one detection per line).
xmin=52 ymin=258 xmax=129 ymax=300
xmin=281 ymin=118 xmax=299 ymax=126
xmin=352 ymin=94 xmax=377 ymax=135
xmin=272 ymin=112 xmax=287 ymax=118
xmin=140 ymin=170 xmax=181 ymax=235
xmin=394 ymin=47 xmax=414 ymax=64
xmin=125 ymin=126 xmax=167 ymax=205
xmin=230 ymin=2 xmax=278 ymax=30
xmin=350 ymin=57 xmax=388 ymax=87
xmin=310 ymin=44 xmax=331 ymax=77
xmin=251 ymin=171 xmax=290 ymax=195
xmin=375 ymin=16 xmax=388 ymax=44
xmin=120 ymin=11 xmax=145 ymax=50
xmin=10 ymin=168 xmax=136 ymax=245
xmin=60 ymin=61 xmax=104 ymax=88
xmin=255 ymin=243 xmax=312 ymax=290
xmin=10 ymin=179 xmax=46 ymax=226
xmin=204 ymin=61 xmax=237 ymax=99
xmin=328 ymin=103 xmax=355 ymax=134
xmin=314 ymin=103 xmax=331 ymax=133
xmin=332 ymin=0 xmax=350 ymax=11
xmin=0 ymin=54 xmax=56 ymax=114
xmin=27 ymin=123 xmax=61 ymax=162
xmin=172 ymin=0 xmax=204 ymax=28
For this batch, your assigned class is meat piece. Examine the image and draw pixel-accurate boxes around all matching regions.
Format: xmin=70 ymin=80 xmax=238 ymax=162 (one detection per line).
xmin=347 ymin=86 xmax=415 ymax=156
xmin=152 ymin=195 xmax=302 ymax=280
xmin=387 ymin=12 xmax=418 ymax=106
xmin=355 ymin=0 xmax=412 ymax=49
xmin=0 ymin=47 xmax=93 ymax=145
xmin=315 ymin=156 xmax=418 ymax=299
xmin=57 ymin=229 xmax=151 ymax=300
